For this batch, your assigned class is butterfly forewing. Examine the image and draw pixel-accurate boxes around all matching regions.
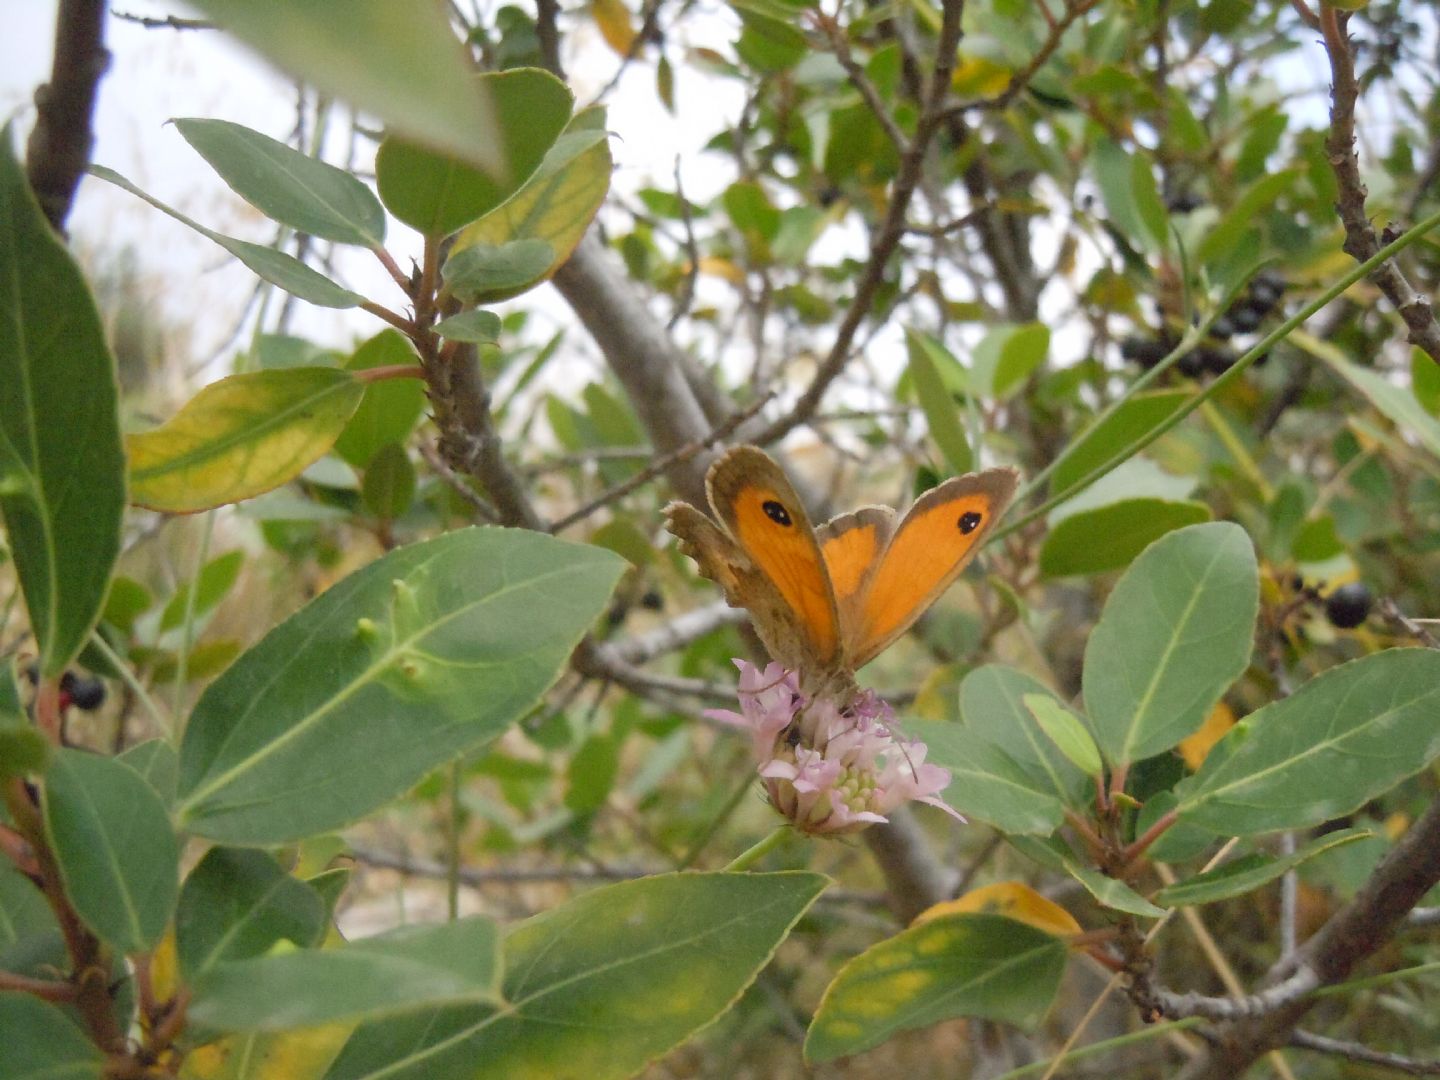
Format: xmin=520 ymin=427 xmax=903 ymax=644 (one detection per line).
xmin=849 ymin=469 xmax=1018 ymax=667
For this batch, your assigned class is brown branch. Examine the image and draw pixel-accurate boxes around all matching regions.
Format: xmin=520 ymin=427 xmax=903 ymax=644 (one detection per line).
xmin=548 ymin=392 xmax=772 ymax=533
xmin=535 ymin=0 xmax=565 ymax=78
xmin=418 ymin=441 xmax=499 ymax=523
xmin=952 ymin=0 xmax=1101 ymax=115
xmin=0 ymin=968 xmax=79 ymax=1003
xmin=602 ymin=602 xmax=747 ymax=665
xmin=753 ymin=0 xmax=968 ymax=445
xmin=1290 ymin=1030 xmax=1440 ymax=1076
xmin=25 ymin=0 xmax=108 ymax=233
xmin=1173 ymin=793 xmax=1440 ymax=1080
xmin=863 ymin=808 xmax=958 ymax=921
xmin=112 ymin=10 xmax=214 ymax=30
xmin=1319 ymin=6 xmax=1440 ymax=365
xmin=819 ymin=10 xmax=909 ymax=153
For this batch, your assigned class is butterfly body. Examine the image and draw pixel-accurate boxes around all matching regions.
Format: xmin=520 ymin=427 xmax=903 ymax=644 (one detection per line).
xmin=664 ymin=446 xmax=1018 ymax=691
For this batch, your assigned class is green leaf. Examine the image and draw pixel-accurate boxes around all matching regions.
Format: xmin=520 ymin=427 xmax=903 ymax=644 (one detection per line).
xmin=176 ymin=528 xmax=625 ymax=844
xmin=1131 ymin=152 xmax=1171 ymax=251
xmin=189 ymin=916 xmax=502 ymax=1033
xmin=173 ymin=118 xmax=386 ymax=246
xmin=1196 ymin=170 xmax=1298 ymax=266
xmin=332 ymin=331 xmax=426 ymax=469
xmin=323 ymin=871 xmax=826 ymax=1080
xmin=42 ymin=749 xmax=178 ymax=953
xmin=0 ymin=725 xmax=51 ymax=779
xmin=958 ymin=666 xmax=1090 ymax=809
xmin=103 ymin=576 xmax=153 ymax=634
xmin=1153 ymin=829 xmax=1372 ymax=907
xmin=160 ymin=550 xmax=244 ymax=632
xmin=183 ymin=0 xmax=507 ymax=174
xmin=450 ymin=108 xmax=612 ymax=303
xmin=913 ymin=721 xmax=1065 ymax=835
xmin=128 ymin=367 xmax=365 ymax=513
xmin=905 ymin=328 xmax=972 ymax=473
xmin=1177 ymin=649 xmax=1440 ymax=835
xmin=433 ymin=310 xmax=503 ymax=345
xmin=1322 ymin=350 xmax=1440 ymax=461
xmin=375 ymin=68 xmax=572 ymax=237
xmin=1092 ymin=138 xmax=1149 ymax=250
xmin=443 ymin=239 xmax=555 ymax=304
xmin=971 ymin=323 xmax=1050 ymax=400
xmin=0 ymin=994 xmax=102 ymax=1079
xmin=90 ymin=165 xmax=365 ymax=308
xmin=1063 ymin=861 xmax=1166 ymax=917
xmin=0 ymin=125 xmax=125 ymax=677
xmin=805 ymin=913 xmax=1066 ymax=1063
xmin=361 ymin=443 xmax=416 ymax=520
xmin=1039 ymin=498 xmax=1213 ymax=577
xmin=117 ymin=739 xmax=179 ymax=807
xmin=177 ymin=847 xmax=327 ymax=977
xmin=1412 ymin=348 xmax=1440 ymax=416
xmin=1082 ymin=522 xmax=1259 ymax=766
xmin=1050 ymin=390 xmax=1190 ymax=498
xmin=1022 ymin=694 xmax=1102 ymax=776
xmin=1 ymin=864 xmax=59 ymax=962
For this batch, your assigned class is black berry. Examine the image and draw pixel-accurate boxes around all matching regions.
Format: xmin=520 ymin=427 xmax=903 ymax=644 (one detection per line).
xmin=640 ymin=589 xmax=664 ymax=611
xmin=1120 ymin=335 xmax=1169 ymax=369
xmin=1325 ymin=583 xmax=1373 ymax=629
xmin=60 ymin=671 xmax=106 ymax=711
xmin=1229 ymin=301 xmax=1265 ymax=333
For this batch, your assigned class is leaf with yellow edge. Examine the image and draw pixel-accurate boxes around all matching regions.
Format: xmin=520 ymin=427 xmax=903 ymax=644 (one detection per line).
xmin=592 ymin=0 xmax=637 ymax=55
xmin=182 ymin=1025 xmax=354 ymax=1080
xmin=914 ymin=882 xmax=1082 ymax=940
xmin=1178 ymin=701 xmax=1237 ymax=772
xmin=805 ymin=912 xmax=1066 ymax=1064
xmin=450 ymin=108 xmax=612 ymax=304
xmin=128 ymin=367 xmax=364 ymax=513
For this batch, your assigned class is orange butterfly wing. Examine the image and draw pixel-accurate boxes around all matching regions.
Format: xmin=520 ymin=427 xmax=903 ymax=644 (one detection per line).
xmin=703 ymin=447 xmax=842 ymax=670
xmin=847 ymin=469 xmax=1019 ymax=668
xmin=818 ymin=506 xmax=894 ymax=657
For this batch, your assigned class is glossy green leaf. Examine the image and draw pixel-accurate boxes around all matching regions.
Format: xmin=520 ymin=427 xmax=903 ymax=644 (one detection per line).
xmin=332 ymin=331 xmax=426 ymax=469
xmin=375 ymin=68 xmax=572 ymax=237
xmin=323 ymin=871 xmax=825 ymax=1080
xmin=1063 ymin=861 xmax=1166 ymax=917
xmin=0 ymin=994 xmax=102 ymax=1079
xmin=1131 ymin=152 xmax=1170 ymax=251
xmin=453 ymin=109 xmax=613 ymax=302
xmin=1083 ymin=523 xmax=1259 ymax=766
xmin=1411 ymin=348 xmax=1440 ymax=416
xmin=182 ymin=0 xmax=505 ymax=174
xmin=913 ymin=720 xmax=1065 ymax=835
xmin=905 ymin=328 xmax=972 ymax=473
xmin=128 ymin=367 xmax=365 ymax=513
xmin=178 ymin=847 xmax=327 ymax=977
xmin=1023 ymin=694 xmax=1102 ymax=776
xmin=173 ymin=118 xmax=386 ymax=246
xmin=90 ymin=166 xmax=364 ymax=308
xmin=160 ymin=550 xmax=244 ymax=632
xmin=176 ymin=528 xmax=625 ymax=844
xmin=1177 ymin=649 xmax=1440 ymax=835
xmin=1092 ymin=138 xmax=1149 ymax=250
xmin=1 ymin=864 xmax=58 ymax=964
xmin=42 ymin=749 xmax=178 ymax=953
xmin=433 ymin=310 xmax=503 ymax=345
xmin=0 ymin=126 xmax=125 ymax=677
xmin=1153 ymin=829 xmax=1372 ymax=907
xmin=361 ymin=443 xmax=416 ymax=520
xmin=117 ymin=739 xmax=179 ymax=807
xmin=190 ymin=917 xmax=501 ymax=1033
xmin=1323 ymin=351 xmax=1440 ymax=461
xmin=805 ymin=913 xmax=1066 ymax=1063
xmin=959 ymin=666 xmax=1090 ymax=809
xmin=443 ymin=239 xmax=555 ymax=304
xmin=1039 ymin=498 xmax=1213 ymax=578
xmin=1050 ymin=390 xmax=1190 ymax=498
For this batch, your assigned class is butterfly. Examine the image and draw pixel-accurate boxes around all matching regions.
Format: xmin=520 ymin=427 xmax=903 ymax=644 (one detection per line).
xmin=664 ymin=446 xmax=1018 ymax=690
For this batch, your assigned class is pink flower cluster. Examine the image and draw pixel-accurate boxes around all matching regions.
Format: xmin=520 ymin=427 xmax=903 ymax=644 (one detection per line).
xmin=705 ymin=661 xmax=962 ymax=836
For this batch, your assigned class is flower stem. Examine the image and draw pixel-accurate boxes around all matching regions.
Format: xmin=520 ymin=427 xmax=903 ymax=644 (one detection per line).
xmin=724 ymin=826 xmax=792 ymax=872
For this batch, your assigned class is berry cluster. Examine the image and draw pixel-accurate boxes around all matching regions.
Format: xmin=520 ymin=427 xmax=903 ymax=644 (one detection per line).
xmin=1290 ymin=576 xmax=1375 ymax=630
xmin=1120 ymin=269 xmax=1286 ymax=379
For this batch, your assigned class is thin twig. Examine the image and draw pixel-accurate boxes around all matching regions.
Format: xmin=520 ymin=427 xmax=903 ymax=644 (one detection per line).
xmin=951 ymin=0 xmax=1101 ymax=115
xmin=1290 ymin=1030 xmax=1440 ymax=1076
xmin=1319 ymin=5 xmax=1440 ymax=364
xmin=112 ymin=10 xmax=215 ymax=30
xmin=549 ymin=392 xmax=773 ymax=533
xmin=419 ymin=442 xmax=499 ymax=523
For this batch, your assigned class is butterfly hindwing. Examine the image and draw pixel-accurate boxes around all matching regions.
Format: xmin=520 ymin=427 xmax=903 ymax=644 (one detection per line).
xmin=848 ymin=468 xmax=1019 ymax=668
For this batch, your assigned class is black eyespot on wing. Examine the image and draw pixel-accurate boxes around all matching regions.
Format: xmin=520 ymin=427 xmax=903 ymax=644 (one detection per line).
xmin=958 ymin=511 xmax=983 ymax=534
xmin=762 ymin=500 xmax=793 ymax=526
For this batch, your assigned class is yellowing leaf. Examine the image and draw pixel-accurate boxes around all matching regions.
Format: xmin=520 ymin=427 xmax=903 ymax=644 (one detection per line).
xmin=951 ymin=54 xmax=1012 ymax=98
xmin=127 ymin=367 xmax=364 ymax=513
xmin=592 ymin=0 xmax=637 ymax=55
xmin=696 ymin=255 xmax=745 ymax=283
xmin=915 ymin=882 xmax=1082 ymax=939
xmin=1177 ymin=701 xmax=1236 ymax=772
xmin=181 ymin=1025 xmax=353 ymax=1080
